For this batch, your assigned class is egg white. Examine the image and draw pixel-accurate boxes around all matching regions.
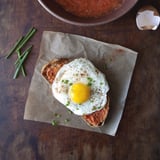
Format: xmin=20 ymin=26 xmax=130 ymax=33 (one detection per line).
xmin=52 ymin=58 xmax=109 ymax=116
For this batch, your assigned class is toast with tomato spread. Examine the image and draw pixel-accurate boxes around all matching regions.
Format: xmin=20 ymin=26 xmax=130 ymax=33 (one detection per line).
xmin=41 ymin=58 xmax=110 ymax=127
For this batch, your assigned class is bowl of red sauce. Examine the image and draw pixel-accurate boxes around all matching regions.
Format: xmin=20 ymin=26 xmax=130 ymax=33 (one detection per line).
xmin=38 ymin=0 xmax=138 ymax=26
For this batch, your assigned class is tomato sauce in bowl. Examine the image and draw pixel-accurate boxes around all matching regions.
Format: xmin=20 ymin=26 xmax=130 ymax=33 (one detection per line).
xmin=56 ymin=0 xmax=124 ymax=18
xmin=38 ymin=0 xmax=138 ymax=26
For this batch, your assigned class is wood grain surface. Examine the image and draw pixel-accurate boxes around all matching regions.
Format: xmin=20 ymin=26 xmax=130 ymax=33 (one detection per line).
xmin=0 ymin=0 xmax=160 ymax=160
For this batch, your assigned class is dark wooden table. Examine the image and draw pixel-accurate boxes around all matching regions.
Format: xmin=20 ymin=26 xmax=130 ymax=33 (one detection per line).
xmin=0 ymin=0 xmax=160 ymax=159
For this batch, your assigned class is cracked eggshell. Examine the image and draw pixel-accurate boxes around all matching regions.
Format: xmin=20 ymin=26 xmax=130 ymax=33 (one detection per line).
xmin=136 ymin=5 xmax=160 ymax=30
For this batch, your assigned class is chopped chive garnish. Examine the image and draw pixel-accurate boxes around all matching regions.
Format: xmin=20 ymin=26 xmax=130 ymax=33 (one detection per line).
xmin=66 ymin=101 xmax=70 ymax=106
xmin=64 ymin=119 xmax=70 ymax=123
xmin=64 ymin=80 xmax=69 ymax=84
xmin=69 ymin=83 xmax=73 ymax=86
xmin=87 ymin=77 xmax=93 ymax=81
xmin=65 ymin=80 xmax=69 ymax=84
xmin=62 ymin=79 xmax=69 ymax=84
xmin=54 ymin=113 xmax=61 ymax=118
xmin=51 ymin=120 xmax=58 ymax=126
xmin=92 ymin=106 xmax=97 ymax=111
xmin=97 ymin=106 xmax=101 ymax=109
xmin=87 ymin=82 xmax=92 ymax=86
xmin=68 ymin=110 xmax=73 ymax=114
xmin=5 ymin=36 xmax=24 ymax=59
xmin=87 ymin=77 xmax=94 ymax=86
xmin=90 ymin=100 xmax=94 ymax=103
xmin=100 ymin=82 xmax=103 ymax=85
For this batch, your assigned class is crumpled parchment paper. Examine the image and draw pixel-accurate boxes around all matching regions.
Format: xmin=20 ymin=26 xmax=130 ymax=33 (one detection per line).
xmin=24 ymin=31 xmax=138 ymax=136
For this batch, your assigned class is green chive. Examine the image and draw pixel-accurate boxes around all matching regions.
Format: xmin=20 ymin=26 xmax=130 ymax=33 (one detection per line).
xmin=14 ymin=50 xmax=26 ymax=65
xmin=64 ymin=119 xmax=70 ymax=123
xmin=90 ymin=100 xmax=94 ymax=103
xmin=66 ymin=101 xmax=70 ymax=106
xmin=64 ymin=80 xmax=69 ymax=84
xmin=15 ymin=46 xmax=32 ymax=65
xmin=17 ymin=50 xmax=26 ymax=77
xmin=92 ymin=106 xmax=97 ymax=111
xmin=13 ymin=46 xmax=32 ymax=79
xmin=87 ymin=77 xmax=93 ymax=81
xmin=5 ymin=27 xmax=37 ymax=79
xmin=61 ymin=79 xmax=69 ymax=84
xmin=87 ymin=77 xmax=93 ymax=86
xmin=62 ymin=79 xmax=69 ymax=84
xmin=5 ymin=36 xmax=24 ymax=59
xmin=16 ymin=27 xmax=37 ymax=52
xmin=51 ymin=120 xmax=58 ymax=126
xmin=68 ymin=110 xmax=73 ymax=114
xmin=87 ymin=82 xmax=92 ymax=86
xmin=54 ymin=113 xmax=61 ymax=118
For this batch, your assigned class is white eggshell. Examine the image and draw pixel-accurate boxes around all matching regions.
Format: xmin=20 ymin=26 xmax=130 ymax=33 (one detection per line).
xmin=136 ymin=6 xmax=160 ymax=30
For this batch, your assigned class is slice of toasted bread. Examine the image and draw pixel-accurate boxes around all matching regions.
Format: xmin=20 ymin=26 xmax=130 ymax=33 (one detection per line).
xmin=82 ymin=96 xmax=109 ymax=127
xmin=41 ymin=58 xmax=69 ymax=84
xmin=41 ymin=58 xmax=109 ymax=127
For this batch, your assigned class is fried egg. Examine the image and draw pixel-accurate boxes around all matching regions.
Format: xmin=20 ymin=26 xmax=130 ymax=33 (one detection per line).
xmin=52 ymin=58 xmax=109 ymax=116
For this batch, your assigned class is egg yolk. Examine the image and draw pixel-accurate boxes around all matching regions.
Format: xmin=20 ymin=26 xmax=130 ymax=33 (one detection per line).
xmin=69 ymin=83 xmax=90 ymax=104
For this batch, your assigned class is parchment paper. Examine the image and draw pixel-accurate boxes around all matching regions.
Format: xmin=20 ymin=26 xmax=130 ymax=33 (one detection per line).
xmin=24 ymin=31 xmax=138 ymax=136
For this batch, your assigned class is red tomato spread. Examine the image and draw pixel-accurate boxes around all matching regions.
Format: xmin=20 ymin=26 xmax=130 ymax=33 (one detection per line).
xmin=56 ymin=0 xmax=124 ymax=18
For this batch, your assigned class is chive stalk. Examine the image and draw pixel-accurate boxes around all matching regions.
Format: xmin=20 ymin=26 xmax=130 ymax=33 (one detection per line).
xmin=17 ymin=50 xmax=26 ymax=77
xmin=5 ymin=27 xmax=37 ymax=78
xmin=13 ymin=46 xmax=32 ymax=79
xmin=16 ymin=27 xmax=37 ymax=52
xmin=15 ymin=45 xmax=33 ymax=65
xmin=14 ymin=50 xmax=28 ymax=65
xmin=14 ymin=53 xmax=23 ymax=65
xmin=5 ymin=36 xmax=24 ymax=59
